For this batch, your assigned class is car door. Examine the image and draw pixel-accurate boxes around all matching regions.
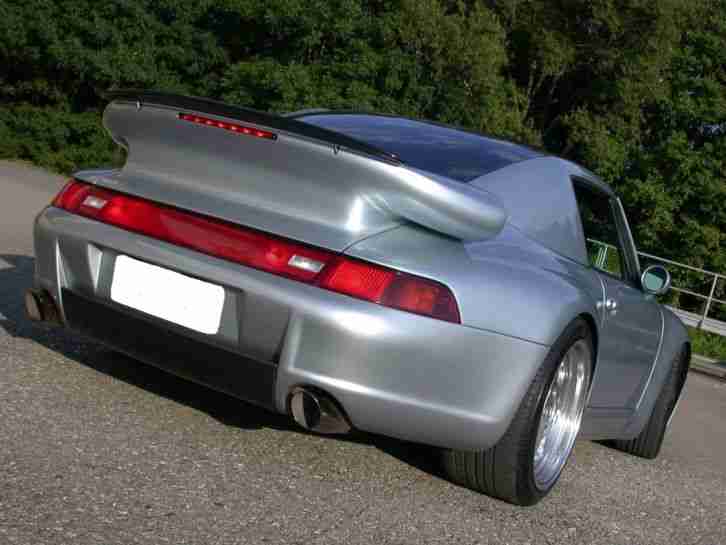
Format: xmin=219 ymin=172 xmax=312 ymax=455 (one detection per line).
xmin=572 ymin=181 xmax=663 ymax=410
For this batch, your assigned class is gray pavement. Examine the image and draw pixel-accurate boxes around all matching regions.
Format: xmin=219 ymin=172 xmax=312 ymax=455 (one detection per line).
xmin=1 ymin=161 xmax=725 ymax=545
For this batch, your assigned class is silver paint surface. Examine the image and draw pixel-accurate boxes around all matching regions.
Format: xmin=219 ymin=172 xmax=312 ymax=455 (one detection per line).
xmin=30 ymin=97 xmax=690 ymax=449
xmin=99 ymin=101 xmax=508 ymax=248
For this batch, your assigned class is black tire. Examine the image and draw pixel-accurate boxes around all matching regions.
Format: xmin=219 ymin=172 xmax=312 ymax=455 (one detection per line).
xmin=442 ymin=318 xmax=593 ymax=506
xmin=608 ymin=345 xmax=689 ymax=459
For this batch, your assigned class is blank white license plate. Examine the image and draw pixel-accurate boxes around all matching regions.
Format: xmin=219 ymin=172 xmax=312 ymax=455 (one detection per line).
xmin=111 ymin=255 xmax=225 ymax=334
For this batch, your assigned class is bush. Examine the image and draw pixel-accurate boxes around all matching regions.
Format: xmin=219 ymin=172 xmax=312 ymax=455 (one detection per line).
xmin=0 ymin=0 xmax=723 ymax=274
xmin=0 ymin=106 xmax=120 ymax=173
xmin=688 ymin=328 xmax=726 ymax=362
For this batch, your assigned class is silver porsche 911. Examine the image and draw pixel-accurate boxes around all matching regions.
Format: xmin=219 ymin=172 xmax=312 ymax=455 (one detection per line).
xmin=26 ymin=91 xmax=690 ymax=505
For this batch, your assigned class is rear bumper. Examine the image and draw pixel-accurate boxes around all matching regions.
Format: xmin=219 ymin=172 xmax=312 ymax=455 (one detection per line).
xmin=33 ymin=207 xmax=549 ymax=451
xmin=62 ymin=289 xmax=277 ymax=409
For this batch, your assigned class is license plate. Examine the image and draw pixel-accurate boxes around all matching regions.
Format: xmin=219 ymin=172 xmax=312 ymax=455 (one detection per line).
xmin=110 ymin=255 xmax=224 ymax=334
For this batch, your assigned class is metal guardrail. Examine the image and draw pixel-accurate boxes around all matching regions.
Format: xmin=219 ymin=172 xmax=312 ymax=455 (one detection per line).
xmin=588 ymin=240 xmax=726 ymax=336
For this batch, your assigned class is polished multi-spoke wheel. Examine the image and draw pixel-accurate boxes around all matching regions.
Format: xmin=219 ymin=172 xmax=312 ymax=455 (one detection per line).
xmin=443 ymin=318 xmax=593 ymax=505
xmin=532 ymin=339 xmax=592 ymax=491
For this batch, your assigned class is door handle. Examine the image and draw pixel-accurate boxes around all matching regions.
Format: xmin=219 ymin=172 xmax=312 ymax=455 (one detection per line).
xmin=597 ymin=299 xmax=618 ymax=312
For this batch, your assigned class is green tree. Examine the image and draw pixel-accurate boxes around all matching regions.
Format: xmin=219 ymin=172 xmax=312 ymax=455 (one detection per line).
xmin=0 ymin=0 xmax=723 ymax=282
xmin=0 ymin=0 xmax=228 ymax=171
xmin=217 ymin=0 xmax=535 ymax=140
xmin=488 ymin=0 xmax=724 ymax=276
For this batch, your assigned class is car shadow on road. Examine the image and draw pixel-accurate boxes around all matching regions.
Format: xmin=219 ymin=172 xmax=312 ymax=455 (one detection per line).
xmin=0 ymin=253 xmax=445 ymax=480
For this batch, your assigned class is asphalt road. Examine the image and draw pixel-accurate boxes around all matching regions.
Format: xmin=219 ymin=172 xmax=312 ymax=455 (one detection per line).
xmin=1 ymin=161 xmax=725 ymax=545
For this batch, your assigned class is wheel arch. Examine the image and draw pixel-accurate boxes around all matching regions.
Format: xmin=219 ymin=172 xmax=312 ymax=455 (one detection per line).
xmin=577 ymin=311 xmax=600 ymax=383
xmin=677 ymin=341 xmax=691 ymax=398
xmin=621 ymin=307 xmax=690 ymax=438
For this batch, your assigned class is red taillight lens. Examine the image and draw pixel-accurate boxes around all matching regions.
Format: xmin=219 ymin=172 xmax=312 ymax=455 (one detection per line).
xmin=51 ymin=180 xmax=460 ymax=323
xmin=52 ymin=179 xmax=92 ymax=210
xmin=317 ymin=258 xmax=395 ymax=302
xmin=318 ymin=258 xmax=461 ymax=323
xmin=380 ymin=275 xmax=460 ymax=323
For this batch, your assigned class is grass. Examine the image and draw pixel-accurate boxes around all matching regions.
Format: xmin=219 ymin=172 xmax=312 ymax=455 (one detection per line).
xmin=688 ymin=327 xmax=726 ymax=362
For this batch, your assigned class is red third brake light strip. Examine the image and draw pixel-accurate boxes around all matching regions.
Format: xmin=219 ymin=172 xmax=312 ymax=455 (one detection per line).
xmin=178 ymin=113 xmax=277 ymax=140
xmin=52 ymin=180 xmax=461 ymax=323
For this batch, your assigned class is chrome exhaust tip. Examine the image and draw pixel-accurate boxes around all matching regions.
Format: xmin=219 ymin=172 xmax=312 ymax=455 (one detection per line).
xmin=290 ymin=387 xmax=351 ymax=435
xmin=24 ymin=289 xmax=60 ymax=324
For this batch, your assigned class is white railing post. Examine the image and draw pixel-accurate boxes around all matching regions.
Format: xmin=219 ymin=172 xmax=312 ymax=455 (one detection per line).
xmin=700 ymin=275 xmax=719 ymax=329
xmin=597 ymin=246 xmax=609 ymax=270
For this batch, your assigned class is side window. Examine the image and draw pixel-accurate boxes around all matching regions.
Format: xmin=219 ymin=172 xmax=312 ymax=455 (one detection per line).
xmin=572 ymin=182 xmax=626 ymax=279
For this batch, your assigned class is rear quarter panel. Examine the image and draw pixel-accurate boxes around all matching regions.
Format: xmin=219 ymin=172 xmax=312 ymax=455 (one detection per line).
xmin=347 ymin=223 xmax=603 ymax=347
xmin=350 ymin=223 xmax=692 ymax=442
xmin=620 ymin=306 xmax=690 ymax=438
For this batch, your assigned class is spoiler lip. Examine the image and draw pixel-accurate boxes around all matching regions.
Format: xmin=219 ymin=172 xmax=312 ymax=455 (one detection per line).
xmin=104 ymin=89 xmax=402 ymax=166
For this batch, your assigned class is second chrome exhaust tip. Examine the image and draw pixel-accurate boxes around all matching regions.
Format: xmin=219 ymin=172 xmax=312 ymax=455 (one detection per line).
xmin=290 ymin=387 xmax=351 ymax=435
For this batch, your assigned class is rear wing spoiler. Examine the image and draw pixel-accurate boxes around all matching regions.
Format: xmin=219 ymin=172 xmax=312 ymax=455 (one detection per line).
xmin=98 ymin=90 xmax=508 ymax=246
xmin=105 ymin=90 xmax=401 ymax=165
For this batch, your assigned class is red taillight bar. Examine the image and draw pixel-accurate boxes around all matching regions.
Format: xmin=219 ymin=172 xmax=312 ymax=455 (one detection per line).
xmin=52 ymin=180 xmax=330 ymax=282
xmin=178 ymin=112 xmax=277 ymax=140
xmin=52 ymin=180 xmax=460 ymax=323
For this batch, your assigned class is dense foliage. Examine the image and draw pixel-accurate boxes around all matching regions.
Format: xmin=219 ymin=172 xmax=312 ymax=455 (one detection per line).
xmin=1 ymin=0 xmax=724 ymax=286
xmin=688 ymin=327 xmax=726 ymax=361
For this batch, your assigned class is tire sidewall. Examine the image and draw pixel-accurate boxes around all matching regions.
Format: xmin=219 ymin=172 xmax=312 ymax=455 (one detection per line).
xmin=520 ymin=318 xmax=594 ymax=503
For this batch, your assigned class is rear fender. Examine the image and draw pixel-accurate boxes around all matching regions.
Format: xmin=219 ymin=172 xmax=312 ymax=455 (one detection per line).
xmin=621 ymin=307 xmax=689 ymax=438
xmin=346 ymin=223 xmax=602 ymax=346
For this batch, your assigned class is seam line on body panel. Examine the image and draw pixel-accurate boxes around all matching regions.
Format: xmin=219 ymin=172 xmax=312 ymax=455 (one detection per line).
xmin=634 ymin=306 xmax=666 ymax=410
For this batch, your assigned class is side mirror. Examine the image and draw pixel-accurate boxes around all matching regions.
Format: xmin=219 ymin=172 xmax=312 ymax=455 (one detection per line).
xmin=641 ymin=265 xmax=671 ymax=296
